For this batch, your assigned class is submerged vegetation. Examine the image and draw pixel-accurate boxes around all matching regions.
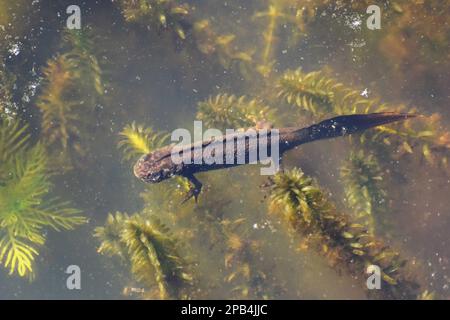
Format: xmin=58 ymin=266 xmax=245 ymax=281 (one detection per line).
xmin=277 ymin=69 xmax=337 ymax=118
xmin=340 ymin=150 xmax=387 ymax=235
xmin=197 ymin=94 xmax=275 ymax=130
xmin=0 ymin=119 xmax=86 ymax=279
xmin=37 ymin=29 xmax=105 ymax=170
xmin=117 ymin=0 xmax=190 ymax=40
xmin=95 ymin=211 xmax=194 ymax=299
xmin=118 ymin=122 xmax=170 ymax=161
xmin=253 ymin=1 xmax=310 ymax=78
xmin=0 ymin=66 xmax=16 ymax=119
xmin=268 ymin=168 xmax=421 ymax=299
xmin=118 ymin=121 xmax=190 ymax=200
xmin=37 ymin=55 xmax=82 ymax=163
xmin=193 ymin=19 xmax=255 ymax=79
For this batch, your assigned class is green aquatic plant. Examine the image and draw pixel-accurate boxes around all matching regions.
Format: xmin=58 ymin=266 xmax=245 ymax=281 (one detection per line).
xmin=36 ymin=28 xmax=105 ymax=170
xmin=370 ymin=113 xmax=450 ymax=170
xmin=117 ymin=0 xmax=190 ymax=40
xmin=340 ymin=150 xmax=387 ymax=235
xmin=0 ymin=64 xmax=17 ymax=119
xmin=0 ymin=0 xmax=33 ymax=53
xmin=253 ymin=0 xmax=308 ymax=78
xmin=277 ymin=68 xmax=393 ymax=118
xmin=379 ymin=1 xmax=450 ymax=70
xmin=95 ymin=211 xmax=194 ymax=299
xmin=268 ymin=168 xmax=422 ymax=299
xmin=193 ymin=19 xmax=254 ymax=78
xmin=0 ymin=118 xmax=86 ymax=279
xmin=94 ymin=211 xmax=129 ymax=260
xmin=0 ymin=117 xmax=29 ymax=165
xmin=1 ymin=0 xmax=447 ymax=301
xmin=37 ymin=55 xmax=81 ymax=162
xmin=61 ymin=29 xmax=105 ymax=98
xmin=222 ymin=218 xmax=272 ymax=299
xmin=196 ymin=94 xmax=274 ymax=130
xmin=276 ymin=68 xmax=338 ymax=118
xmin=118 ymin=122 xmax=170 ymax=161
xmin=253 ymin=3 xmax=282 ymax=78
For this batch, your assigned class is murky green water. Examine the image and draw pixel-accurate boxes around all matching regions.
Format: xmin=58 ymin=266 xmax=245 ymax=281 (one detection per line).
xmin=1 ymin=0 xmax=449 ymax=299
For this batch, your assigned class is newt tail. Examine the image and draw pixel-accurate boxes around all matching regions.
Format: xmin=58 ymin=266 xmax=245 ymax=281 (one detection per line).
xmin=134 ymin=112 xmax=416 ymax=203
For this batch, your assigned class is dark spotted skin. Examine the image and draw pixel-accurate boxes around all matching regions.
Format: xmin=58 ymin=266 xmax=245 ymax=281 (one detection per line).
xmin=134 ymin=113 xmax=415 ymax=203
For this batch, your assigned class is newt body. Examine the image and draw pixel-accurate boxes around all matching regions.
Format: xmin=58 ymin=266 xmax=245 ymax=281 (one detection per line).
xmin=134 ymin=113 xmax=414 ymax=202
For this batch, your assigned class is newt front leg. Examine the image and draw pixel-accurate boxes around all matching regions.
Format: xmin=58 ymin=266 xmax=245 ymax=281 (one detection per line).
xmin=181 ymin=173 xmax=203 ymax=204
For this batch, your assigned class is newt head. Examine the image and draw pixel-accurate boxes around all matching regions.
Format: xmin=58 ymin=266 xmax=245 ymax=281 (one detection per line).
xmin=133 ymin=147 xmax=181 ymax=183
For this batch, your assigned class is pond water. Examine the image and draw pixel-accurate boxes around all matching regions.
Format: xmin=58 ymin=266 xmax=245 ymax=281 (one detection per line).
xmin=0 ymin=0 xmax=449 ymax=299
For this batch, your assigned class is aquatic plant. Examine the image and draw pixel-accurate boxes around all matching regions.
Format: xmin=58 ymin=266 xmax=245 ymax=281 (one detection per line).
xmin=0 ymin=118 xmax=86 ymax=279
xmin=276 ymin=68 xmax=337 ymax=117
xmin=0 ymin=0 xmax=447 ymax=301
xmin=37 ymin=55 xmax=82 ymax=167
xmin=61 ymin=29 xmax=105 ymax=99
xmin=0 ymin=118 xmax=29 ymax=163
xmin=94 ymin=211 xmax=129 ymax=260
xmin=222 ymin=218 xmax=272 ymax=299
xmin=117 ymin=0 xmax=190 ymax=40
xmin=253 ymin=3 xmax=282 ymax=78
xmin=0 ymin=65 xmax=17 ymax=119
xmin=340 ymin=150 xmax=387 ymax=235
xmin=253 ymin=0 xmax=308 ymax=78
xmin=117 ymin=1 xmax=255 ymax=79
xmin=196 ymin=94 xmax=274 ymax=130
xmin=36 ymin=28 xmax=105 ymax=171
xmin=118 ymin=122 xmax=171 ymax=161
xmin=123 ymin=215 xmax=194 ymax=299
xmin=95 ymin=211 xmax=194 ymax=299
xmin=276 ymin=68 xmax=396 ymax=118
xmin=370 ymin=113 xmax=450 ymax=170
xmin=378 ymin=1 xmax=450 ymax=67
xmin=268 ymin=168 xmax=422 ymax=299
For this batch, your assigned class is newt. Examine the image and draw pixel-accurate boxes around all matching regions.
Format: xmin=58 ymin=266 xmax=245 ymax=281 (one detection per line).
xmin=133 ymin=112 xmax=415 ymax=203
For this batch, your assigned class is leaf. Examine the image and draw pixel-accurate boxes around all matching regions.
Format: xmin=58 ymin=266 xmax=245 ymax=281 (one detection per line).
xmin=402 ymin=141 xmax=413 ymax=154
xmin=382 ymin=273 xmax=398 ymax=285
